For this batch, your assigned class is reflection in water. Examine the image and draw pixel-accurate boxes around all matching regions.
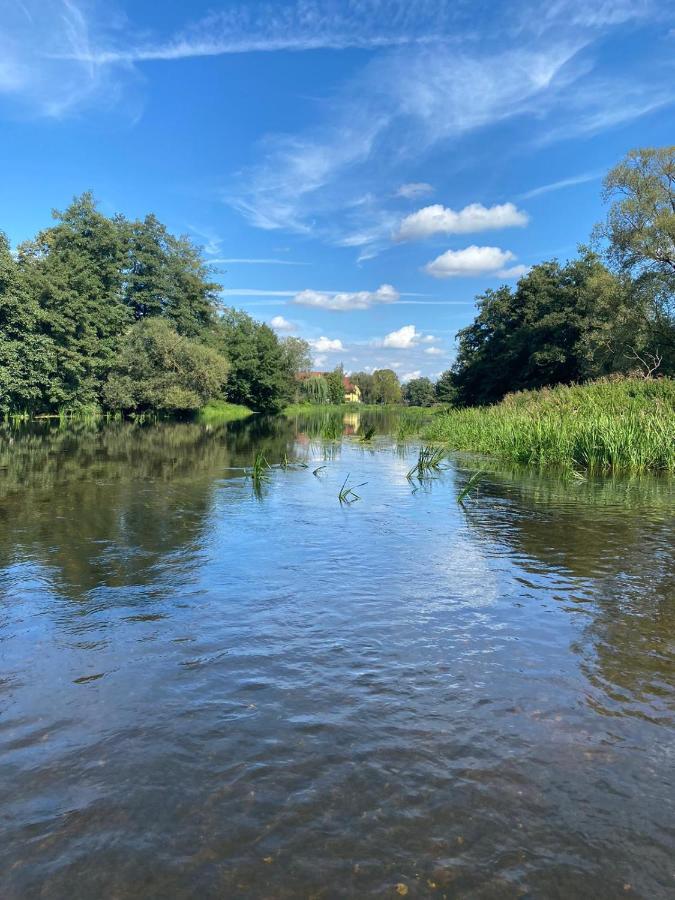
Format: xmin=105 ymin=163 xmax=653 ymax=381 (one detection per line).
xmin=0 ymin=417 xmax=673 ymax=899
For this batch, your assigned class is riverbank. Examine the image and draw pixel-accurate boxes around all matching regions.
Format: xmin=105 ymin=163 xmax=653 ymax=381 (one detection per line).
xmin=423 ymin=377 xmax=675 ymax=474
xmin=196 ymin=401 xmax=253 ymax=423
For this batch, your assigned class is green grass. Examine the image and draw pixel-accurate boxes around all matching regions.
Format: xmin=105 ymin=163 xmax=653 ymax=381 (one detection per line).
xmin=196 ymin=400 xmax=253 ymax=424
xmin=423 ymin=377 xmax=675 ymax=475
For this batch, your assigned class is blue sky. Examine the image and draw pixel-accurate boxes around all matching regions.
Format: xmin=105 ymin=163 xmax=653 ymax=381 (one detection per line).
xmin=1 ymin=0 xmax=673 ymax=379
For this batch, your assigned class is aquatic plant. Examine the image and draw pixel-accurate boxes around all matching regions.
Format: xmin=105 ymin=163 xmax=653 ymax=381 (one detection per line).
xmin=338 ymin=474 xmax=367 ymax=504
xmin=407 ymin=445 xmax=446 ymax=481
xmin=457 ymin=470 xmax=486 ymax=504
xmin=360 ymin=425 xmax=377 ymax=442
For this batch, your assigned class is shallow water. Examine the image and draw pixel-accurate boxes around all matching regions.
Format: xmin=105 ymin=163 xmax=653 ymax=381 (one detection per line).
xmin=0 ymin=414 xmax=673 ymax=899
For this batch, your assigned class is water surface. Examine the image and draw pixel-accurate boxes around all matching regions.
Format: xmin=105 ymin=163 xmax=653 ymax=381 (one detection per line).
xmin=0 ymin=414 xmax=673 ymax=898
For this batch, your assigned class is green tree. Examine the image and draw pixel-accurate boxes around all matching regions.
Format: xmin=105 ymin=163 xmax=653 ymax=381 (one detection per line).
xmin=350 ymin=372 xmax=375 ymax=403
xmin=452 ymin=251 xmax=639 ymax=405
xmin=299 ymin=375 xmax=330 ymax=403
xmin=325 ymin=367 xmax=346 ymax=404
xmin=598 ymin=146 xmax=675 ymax=279
xmin=435 ymin=369 xmax=457 ymax=405
xmin=403 ymin=376 xmax=436 ymax=406
xmin=19 ymin=193 xmax=131 ymax=409
xmin=280 ymin=336 xmax=312 ymax=380
xmin=103 ymin=318 xmax=229 ymax=413
xmin=0 ymin=232 xmax=55 ymax=415
xmin=212 ymin=309 xmax=291 ymax=412
xmin=596 ymin=146 xmax=675 ymax=374
xmin=121 ymin=214 xmax=219 ymax=338
xmin=372 ymin=369 xmax=402 ymax=404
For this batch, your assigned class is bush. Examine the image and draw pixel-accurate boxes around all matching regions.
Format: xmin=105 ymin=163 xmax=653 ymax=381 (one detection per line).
xmin=104 ymin=319 xmax=229 ymax=413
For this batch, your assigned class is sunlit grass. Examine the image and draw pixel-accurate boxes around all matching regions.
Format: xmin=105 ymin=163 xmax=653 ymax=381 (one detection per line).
xmin=423 ymin=378 xmax=675 ymax=475
xmin=197 ymin=400 xmax=253 ymax=424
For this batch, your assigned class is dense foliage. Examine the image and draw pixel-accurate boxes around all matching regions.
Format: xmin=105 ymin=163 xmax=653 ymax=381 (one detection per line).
xmin=403 ymin=377 xmax=436 ymax=406
xmin=0 ymin=194 xmax=305 ymax=416
xmin=104 ymin=319 xmax=230 ymax=413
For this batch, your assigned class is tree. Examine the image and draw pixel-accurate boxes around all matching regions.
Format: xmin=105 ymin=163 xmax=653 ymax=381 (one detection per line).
xmin=212 ymin=309 xmax=291 ymax=412
xmin=0 ymin=233 xmax=55 ymax=415
xmin=19 ymin=193 xmax=131 ymax=409
xmin=451 ymin=251 xmax=643 ymax=405
xmin=279 ymin=336 xmax=312 ymax=380
xmin=596 ymin=146 xmax=675 ymax=375
xmin=372 ymin=369 xmax=402 ymax=404
xmin=350 ymin=372 xmax=375 ymax=404
xmin=103 ymin=318 xmax=229 ymax=413
xmin=325 ymin=367 xmax=346 ymax=404
xmin=299 ymin=374 xmax=330 ymax=403
xmin=435 ymin=370 xmax=457 ymax=405
xmin=404 ymin=376 xmax=436 ymax=406
xmin=121 ymin=214 xmax=219 ymax=338
xmin=598 ymin=146 xmax=675 ymax=279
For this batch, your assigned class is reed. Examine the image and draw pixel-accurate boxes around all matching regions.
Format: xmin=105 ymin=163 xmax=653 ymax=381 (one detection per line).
xmin=457 ymin=470 xmax=486 ymax=504
xmin=338 ymin=474 xmax=367 ymax=504
xmin=407 ymin=445 xmax=446 ymax=481
xmin=423 ymin=377 xmax=675 ymax=475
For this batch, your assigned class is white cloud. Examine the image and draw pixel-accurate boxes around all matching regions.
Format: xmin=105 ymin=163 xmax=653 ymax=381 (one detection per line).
xmin=310 ymin=336 xmax=344 ymax=352
xmin=293 ymin=283 xmax=399 ymax=312
xmin=401 ymin=370 xmax=422 ymax=383
xmin=396 ymin=182 xmax=434 ymax=199
xmin=396 ymin=202 xmax=529 ymax=241
xmin=424 ymin=346 xmax=444 ymax=355
xmin=500 ymin=264 xmax=531 ymax=278
xmin=383 ymin=325 xmax=420 ymax=349
xmin=270 ymin=315 xmax=295 ymax=332
xmin=424 ymin=245 xmax=518 ymax=278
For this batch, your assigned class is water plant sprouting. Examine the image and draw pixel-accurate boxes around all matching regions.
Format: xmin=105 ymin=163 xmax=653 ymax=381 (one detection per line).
xmin=457 ymin=470 xmax=486 ymax=504
xmin=338 ymin=474 xmax=367 ymax=504
xmin=407 ymin=445 xmax=446 ymax=481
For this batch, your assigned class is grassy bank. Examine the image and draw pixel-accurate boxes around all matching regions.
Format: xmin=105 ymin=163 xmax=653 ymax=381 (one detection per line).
xmin=196 ymin=401 xmax=253 ymax=424
xmin=423 ymin=378 xmax=675 ymax=474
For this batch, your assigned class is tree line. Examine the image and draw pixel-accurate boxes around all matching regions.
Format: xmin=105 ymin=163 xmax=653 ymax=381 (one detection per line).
xmin=0 ymin=193 xmax=312 ymax=416
xmin=1 ymin=146 xmax=672 ymax=417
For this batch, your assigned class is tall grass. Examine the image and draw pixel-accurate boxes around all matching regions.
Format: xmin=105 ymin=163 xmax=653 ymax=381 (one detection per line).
xmin=423 ymin=377 xmax=675 ymax=475
xmin=197 ymin=400 xmax=253 ymax=424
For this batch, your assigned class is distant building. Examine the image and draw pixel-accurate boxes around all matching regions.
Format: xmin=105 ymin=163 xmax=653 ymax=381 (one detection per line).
xmin=296 ymin=371 xmax=362 ymax=403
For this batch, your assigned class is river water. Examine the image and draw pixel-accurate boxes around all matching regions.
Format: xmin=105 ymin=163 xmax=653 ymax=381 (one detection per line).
xmin=0 ymin=413 xmax=673 ymax=899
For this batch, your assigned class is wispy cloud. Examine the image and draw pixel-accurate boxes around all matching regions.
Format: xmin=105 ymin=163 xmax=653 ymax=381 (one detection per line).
xmin=212 ymin=258 xmax=309 ymax=266
xmin=0 ymin=0 xmax=127 ymax=118
xmin=396 ymin=182 xmax=434 ymax=199
xmin=518 ymin=170 xmax=602 ymax=199
xmin=56 ymin=1 xmax=459 ymax=65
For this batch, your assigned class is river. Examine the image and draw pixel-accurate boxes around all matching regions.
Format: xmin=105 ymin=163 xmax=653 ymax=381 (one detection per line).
xmin=0 ymin=412 xmax=673 ymax=898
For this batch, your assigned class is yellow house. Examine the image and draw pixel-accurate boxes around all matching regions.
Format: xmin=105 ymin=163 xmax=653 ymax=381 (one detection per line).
xmin=343 ymin=376 xmax=362 ymax=403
